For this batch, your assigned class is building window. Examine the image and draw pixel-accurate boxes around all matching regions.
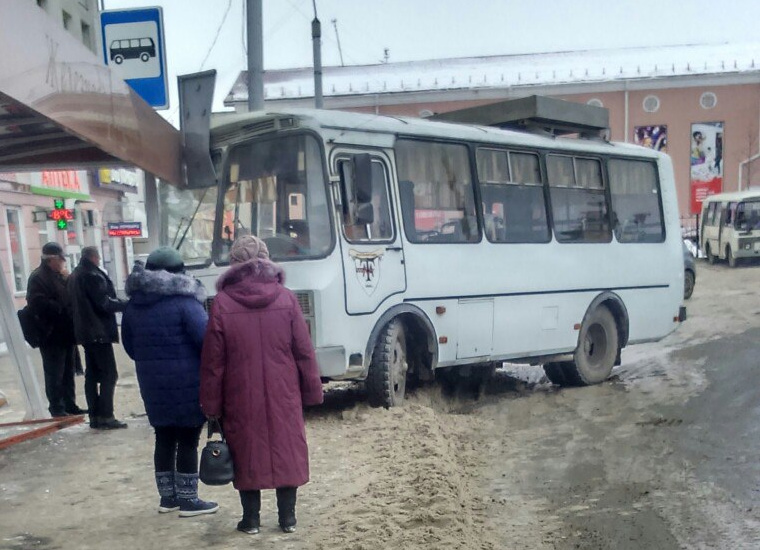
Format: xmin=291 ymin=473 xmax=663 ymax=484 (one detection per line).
xmin=5 ymin=207 xmax=30 ymax=293
xmin=643 ymin=95 xmax=660 ymax=113
xmin=81 ymin=21 xmax=92 ymax=50
xmin=38 ymin=220 xmax=55 ymax=249
xmin=700 ymin=92 xmax=718 ymax=109
xmin=62 ymin=10 xmax=72 ymax=30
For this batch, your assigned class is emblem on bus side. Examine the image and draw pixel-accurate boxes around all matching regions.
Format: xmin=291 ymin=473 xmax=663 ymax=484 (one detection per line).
xmin=348 ymin=249 xmax=384 ymax=296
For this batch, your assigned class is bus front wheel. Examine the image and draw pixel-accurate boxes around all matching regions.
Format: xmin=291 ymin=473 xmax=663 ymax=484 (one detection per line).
xmin=706 ymin=243 xmax=717 ymax=265
xmin=113 ymin=54 xmax=124 ymax=64
xmin=367 ymin=320 xmax=408 ymax=408
xmin=727 ymin=246 xmax=738 ymax=268
xmin=544 ymin=306 xmax=618 ymax=387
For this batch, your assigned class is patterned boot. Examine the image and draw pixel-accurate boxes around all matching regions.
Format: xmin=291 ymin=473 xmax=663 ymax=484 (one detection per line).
xmin=175 ymin=472 xmax=219 ymax=517
xmin=155 ymin=471 xmax=179 ymax=513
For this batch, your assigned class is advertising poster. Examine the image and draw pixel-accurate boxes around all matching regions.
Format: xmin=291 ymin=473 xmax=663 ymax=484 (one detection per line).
xmin=690 ymin=122 xmax=724 ymax=214
xmin=634 ymin=125 xmax=668 ymax=152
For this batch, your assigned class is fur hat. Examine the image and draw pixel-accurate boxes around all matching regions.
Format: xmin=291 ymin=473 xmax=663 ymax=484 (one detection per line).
xmin=145 ymin=247 xmax=185 ymax=273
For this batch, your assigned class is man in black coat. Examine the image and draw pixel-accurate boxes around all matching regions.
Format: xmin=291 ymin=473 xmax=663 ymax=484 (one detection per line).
xmin=68 ymin=246 xmax=128 ymax=429
xmin=26 ymin=242 xmax=85 ymax=417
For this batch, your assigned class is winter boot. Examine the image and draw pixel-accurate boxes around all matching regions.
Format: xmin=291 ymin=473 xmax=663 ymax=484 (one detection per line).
xmin=237 ymin=490 xmax=261 ymax=535
xmin=155 ymin=471 xmax=179 ymax=513
xmin=276 ymin=487 xmax=297 ymax=533
xmin=175 ymin=472 xmax=219 ymax=517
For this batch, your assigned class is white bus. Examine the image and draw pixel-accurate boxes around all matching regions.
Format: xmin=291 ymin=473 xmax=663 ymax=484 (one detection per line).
xmin=699 ymin=189 xmax=760 ymax=267
xmin=164 ymin=107 xmax=685 ymax=407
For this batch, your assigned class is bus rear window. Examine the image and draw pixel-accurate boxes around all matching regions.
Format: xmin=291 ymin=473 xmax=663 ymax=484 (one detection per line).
xmin=608 ymin=159 xmax=665 ymax=243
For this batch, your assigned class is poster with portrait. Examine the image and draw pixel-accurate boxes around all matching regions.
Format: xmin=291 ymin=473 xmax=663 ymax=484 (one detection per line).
xmin=634 ymin=125 xmax=668 ymax=153
xmin=690 ymin=122 xmax=724 ymax=214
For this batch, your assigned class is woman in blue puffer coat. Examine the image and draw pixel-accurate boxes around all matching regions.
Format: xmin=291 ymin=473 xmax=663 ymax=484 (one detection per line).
xmin=122 ymin=247 xmax=218 ymax=518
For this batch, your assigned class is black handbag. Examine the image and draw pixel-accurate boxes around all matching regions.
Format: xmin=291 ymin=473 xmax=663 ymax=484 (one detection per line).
xmin=199 ymin=419 xmax=234 ymax=486
xmin=17 ymin=306 xmax=42 ymax=348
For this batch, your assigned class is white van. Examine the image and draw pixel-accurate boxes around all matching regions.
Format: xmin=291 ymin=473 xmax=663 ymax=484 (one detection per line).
xmin=700 ymin=190 xmax=760 ymax=266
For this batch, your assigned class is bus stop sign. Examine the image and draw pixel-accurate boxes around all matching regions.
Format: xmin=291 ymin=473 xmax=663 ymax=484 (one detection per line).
xmin=100 ymin=7 xmax=169 ymax=109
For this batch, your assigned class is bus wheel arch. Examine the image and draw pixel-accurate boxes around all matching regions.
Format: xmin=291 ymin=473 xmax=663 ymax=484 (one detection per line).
xmin=364 ymin=305 xmax=438 ymax=408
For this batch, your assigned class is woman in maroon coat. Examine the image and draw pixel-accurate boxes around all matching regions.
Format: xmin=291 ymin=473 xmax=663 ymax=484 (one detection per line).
xmin=200 ymin=235 xmax=323 ymax=535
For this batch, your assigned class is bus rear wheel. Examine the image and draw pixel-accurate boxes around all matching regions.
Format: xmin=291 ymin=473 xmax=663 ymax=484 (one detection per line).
xmin=543 ymin=306 xmax=619 ymax=387
xmin=367 ymin=320 xmax=408 ymax=408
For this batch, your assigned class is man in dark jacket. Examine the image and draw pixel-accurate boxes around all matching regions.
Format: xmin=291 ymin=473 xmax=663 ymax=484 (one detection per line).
xmin=26 ymin=242 xmax=85 ymax=417
xmin=68 ymin=246 xmax=127 ymax=429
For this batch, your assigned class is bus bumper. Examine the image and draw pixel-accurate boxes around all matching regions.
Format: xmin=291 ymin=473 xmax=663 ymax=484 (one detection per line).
xmin=315 ymin=346 xmax=347 ymax=377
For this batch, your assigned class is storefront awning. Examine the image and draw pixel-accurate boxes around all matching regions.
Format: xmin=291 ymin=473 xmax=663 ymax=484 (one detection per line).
xmin=0 ymin=2 xmax=181 ymax=185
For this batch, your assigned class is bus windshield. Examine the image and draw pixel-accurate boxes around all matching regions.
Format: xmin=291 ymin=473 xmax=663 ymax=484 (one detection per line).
xmin=159 ymin=182 xmax=217 ymax=267
xmin=215 ymin=133 xmax=332 ymax=263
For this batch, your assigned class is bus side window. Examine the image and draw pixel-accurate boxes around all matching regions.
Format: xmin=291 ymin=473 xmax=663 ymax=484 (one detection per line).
xmin=395 ymin=139 xmax=479 ymax=244
xmin=548 ymin=155 xmax=611 ymax=243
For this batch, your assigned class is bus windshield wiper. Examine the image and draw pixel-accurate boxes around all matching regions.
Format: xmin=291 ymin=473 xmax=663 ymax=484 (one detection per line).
xmin=175 ymin=187 xmax=210 ymax=250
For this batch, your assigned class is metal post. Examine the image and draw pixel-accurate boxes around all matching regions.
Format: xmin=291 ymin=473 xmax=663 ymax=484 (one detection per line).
xmin=247 ymin=0 xmax=264 ymax=111
xmin=0 ymin=257 xmax=47 ymax=420
xmin=312 ymin=17 xmax=323 ymax=109
xmin=144 ymin=173 xmax=160 ymax=251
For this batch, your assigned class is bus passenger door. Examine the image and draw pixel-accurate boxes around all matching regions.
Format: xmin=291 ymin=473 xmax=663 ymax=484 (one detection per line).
xmin=336 ymin=153 xmax=407 ymax=315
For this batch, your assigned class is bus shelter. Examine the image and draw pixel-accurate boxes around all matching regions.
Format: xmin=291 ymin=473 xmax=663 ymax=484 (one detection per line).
xmin=0 ymin=2 xmax=182 ymax=425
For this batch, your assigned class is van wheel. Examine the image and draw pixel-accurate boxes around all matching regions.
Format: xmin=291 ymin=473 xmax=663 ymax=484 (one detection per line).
xmin=706 ymin=243 xmax=716 ymax=265
xmin=727 ymin=246 xmax=738 ymax=267
xmin=367 ymin=320 xmax=408 ymax=408
xmin=114 ymin=54 xmax=124 ymax=64
xmin=684 ymin=269 xmax=695 ymax=299
xmin=543 ymin=307 xmax=618 ymax=386
xmin=140 ymin=52 xmax=150 ymax=62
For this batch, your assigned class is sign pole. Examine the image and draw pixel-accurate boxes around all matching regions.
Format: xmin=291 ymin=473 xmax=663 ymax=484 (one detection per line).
xmin=0 ymin=256 xmax=47 ymax=420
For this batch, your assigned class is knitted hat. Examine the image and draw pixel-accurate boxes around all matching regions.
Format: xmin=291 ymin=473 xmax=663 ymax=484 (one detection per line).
xmin=229 ymin=235 xmax=270 ymax=265
xmin=41 ymin=242 xmax=65 ymax=260
xmin=145 ymin=247 xmax=185 ymax=273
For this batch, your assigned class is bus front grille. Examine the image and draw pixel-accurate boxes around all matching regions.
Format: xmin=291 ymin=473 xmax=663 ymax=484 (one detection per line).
xmin=295 ymin=291 xmax=313 ymax=316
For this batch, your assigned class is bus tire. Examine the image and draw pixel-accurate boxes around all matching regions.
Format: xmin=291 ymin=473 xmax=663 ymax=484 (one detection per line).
xmin=114 ymin=54 xmax=124 ymax=64
xmin=366 ymin=319 xmax=408 ymax=408
xmin=140 ymin=52 xmax=150 ymax=62
xmin=684 ymin=269 xmax=695 ymax=299
xmin=571 ymin=306 xmax=619 ymax=385
xmin=706 ymin=243 xmax=716 ymax=265
xmin=727 ymin=246 xmax=737 ymax=268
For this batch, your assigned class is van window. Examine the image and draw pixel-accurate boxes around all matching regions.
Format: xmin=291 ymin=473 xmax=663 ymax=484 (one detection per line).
xmin=547 ymin=155 xmax=610 ymax=243
xmin=396 ymin=140 xmax=479 ymax=243
xmin=608 ymin=159 xmax=665 ymax=243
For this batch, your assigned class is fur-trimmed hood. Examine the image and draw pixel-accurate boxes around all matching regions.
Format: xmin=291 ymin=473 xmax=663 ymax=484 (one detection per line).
xmin=216 ymin=258 xmax=285 ymax=309
xmin=126 ymin=262 xmax=206 ymax=305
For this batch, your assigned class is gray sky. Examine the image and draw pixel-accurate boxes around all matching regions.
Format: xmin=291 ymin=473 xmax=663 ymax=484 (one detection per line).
xmin=101 ymin=0 xmax=760 ymax=125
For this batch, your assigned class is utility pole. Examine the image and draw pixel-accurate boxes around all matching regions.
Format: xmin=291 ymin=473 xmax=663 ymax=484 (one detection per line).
xmin=247 ymin=0 xmax=264 ymax=111
xmin=331 ymin=18 xmax=344 ymax=67
xmin=312 ymin=1 xmax=323 ymax=108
